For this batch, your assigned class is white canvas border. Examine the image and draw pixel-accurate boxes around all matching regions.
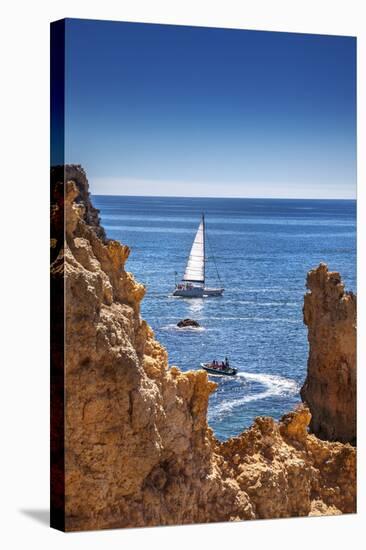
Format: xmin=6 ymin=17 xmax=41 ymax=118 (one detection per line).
xmin=0 ymin=1 xmax=364 ymax=549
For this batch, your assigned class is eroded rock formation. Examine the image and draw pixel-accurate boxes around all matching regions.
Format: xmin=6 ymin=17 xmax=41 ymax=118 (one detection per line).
xmin=300 ymin=264 xmax=356 ymax=444
xmin=51 ymin=165 xmax=356 ymax=531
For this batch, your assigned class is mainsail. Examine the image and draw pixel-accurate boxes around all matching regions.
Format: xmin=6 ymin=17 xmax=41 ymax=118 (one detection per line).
xmin=182 ymin=218 xmax=205 ymax=284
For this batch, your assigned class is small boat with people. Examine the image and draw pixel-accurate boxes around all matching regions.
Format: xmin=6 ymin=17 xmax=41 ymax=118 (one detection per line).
xmin=200 ymin=357 xmax=237 ymax=377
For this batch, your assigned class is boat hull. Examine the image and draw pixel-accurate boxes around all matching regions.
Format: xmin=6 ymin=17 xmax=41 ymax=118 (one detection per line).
xmin=200 ymin=363 xmax=237 ymax=376
xmin=172 ymin=286 xmax=224 ymax=298
xmin=203 ymin=287 xmax=224 ymax=296
xmin=173 ymin=287 xmax=204 ymax=298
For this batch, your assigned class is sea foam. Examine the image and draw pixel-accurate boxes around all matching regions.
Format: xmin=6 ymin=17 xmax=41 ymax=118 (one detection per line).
xmin=208 ymin=371 xmax=300 ymax=418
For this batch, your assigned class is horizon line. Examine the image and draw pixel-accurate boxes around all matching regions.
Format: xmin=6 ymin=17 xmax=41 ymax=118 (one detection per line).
xmin=91 ymin=193 xmax=356 ymax=201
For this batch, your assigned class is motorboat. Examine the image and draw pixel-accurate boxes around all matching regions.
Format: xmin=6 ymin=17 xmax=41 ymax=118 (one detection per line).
xmin=200 ymin=361 xmax=237 ymax=376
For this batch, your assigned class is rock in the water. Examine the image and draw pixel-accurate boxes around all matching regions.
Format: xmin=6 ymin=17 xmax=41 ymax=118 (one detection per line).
xmin=300 ymin=263 xmax=356 ymax=444
xmin=177 ymin=318 xmax=200 ymax=328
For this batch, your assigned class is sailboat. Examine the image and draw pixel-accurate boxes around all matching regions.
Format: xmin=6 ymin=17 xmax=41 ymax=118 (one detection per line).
xmin=173 ymin=214 xmax=224 ymax=298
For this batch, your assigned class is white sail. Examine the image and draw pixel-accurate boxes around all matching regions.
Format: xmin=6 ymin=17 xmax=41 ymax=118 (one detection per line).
xmin=182 ymin=220 xmax=205 ymax=284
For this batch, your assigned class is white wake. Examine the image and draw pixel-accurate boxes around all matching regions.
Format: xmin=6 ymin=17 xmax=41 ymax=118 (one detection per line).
xmin=208 ymin=371 xmax=300 ymax=417
xmin=160 ymin=323 xmax=206 ymax=333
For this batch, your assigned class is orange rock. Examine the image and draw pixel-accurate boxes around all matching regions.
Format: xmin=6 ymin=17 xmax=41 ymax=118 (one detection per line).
xmin=301 ymin=263 xmax=356 ymax=444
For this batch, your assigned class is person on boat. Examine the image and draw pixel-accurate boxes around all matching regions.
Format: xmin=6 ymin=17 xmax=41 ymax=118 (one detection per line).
xmin=225 ymin=357 xmax=229 ymax=368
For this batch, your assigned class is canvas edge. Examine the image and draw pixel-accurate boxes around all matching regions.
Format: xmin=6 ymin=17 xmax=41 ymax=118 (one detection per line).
xmin=50 ymin=18 xmax=66 ymax=533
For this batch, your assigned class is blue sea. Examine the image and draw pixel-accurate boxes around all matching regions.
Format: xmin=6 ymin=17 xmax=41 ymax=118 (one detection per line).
xmin=93 ymin=196 xmax=356 ymax=441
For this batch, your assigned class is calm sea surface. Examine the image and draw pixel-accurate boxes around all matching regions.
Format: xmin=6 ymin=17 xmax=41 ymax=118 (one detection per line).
xmin=93 ymin=196 xmax=356 ymax=441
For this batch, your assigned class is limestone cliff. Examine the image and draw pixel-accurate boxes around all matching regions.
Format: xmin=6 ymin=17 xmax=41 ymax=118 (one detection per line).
xmin=50 ymin=165 xmax=356 ymax=531
xmin=300 ymin=264 xmax=356 ymax=444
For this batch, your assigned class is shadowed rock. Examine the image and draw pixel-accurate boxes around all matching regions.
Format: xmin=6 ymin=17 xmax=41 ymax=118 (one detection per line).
xmin=300 ymin=263 xmax=356 ymax=444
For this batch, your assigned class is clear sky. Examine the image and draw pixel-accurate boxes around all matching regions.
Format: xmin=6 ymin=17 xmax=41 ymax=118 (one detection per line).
xmin=61 ymin=19 xmax=356 ymax=199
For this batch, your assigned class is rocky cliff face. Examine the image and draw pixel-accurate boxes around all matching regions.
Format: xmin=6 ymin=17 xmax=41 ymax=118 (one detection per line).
xmin=300 ymin=264 xmax=356 ymax=444
xmin=51 ymin=165 xmax=356 ymax=531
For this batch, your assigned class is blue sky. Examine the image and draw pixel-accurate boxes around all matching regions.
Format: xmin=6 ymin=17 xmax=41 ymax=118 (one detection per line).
xmin=62 ymin=19 xmax=356 ymax=198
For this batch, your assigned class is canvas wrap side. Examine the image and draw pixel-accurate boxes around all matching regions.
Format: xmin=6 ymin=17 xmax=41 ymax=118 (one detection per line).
xmin=50 ymin=18 xmax=66 ymax=533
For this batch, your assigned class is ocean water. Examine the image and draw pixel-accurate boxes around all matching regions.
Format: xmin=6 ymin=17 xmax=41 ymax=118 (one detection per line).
xmin=93 ymin=195 xmax=356 ymax=441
